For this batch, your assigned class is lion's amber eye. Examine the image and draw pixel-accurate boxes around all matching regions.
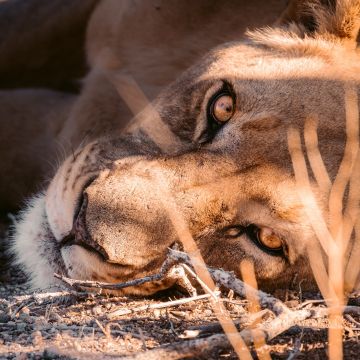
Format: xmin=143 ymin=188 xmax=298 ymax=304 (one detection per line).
xmin=211 ymin=94 xmax=235 ymax=123
xmin=257 ymin=227 xmax=282 ymax=250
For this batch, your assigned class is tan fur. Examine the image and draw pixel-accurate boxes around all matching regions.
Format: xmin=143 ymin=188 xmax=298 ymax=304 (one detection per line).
xmin=2 ymin=0 xmax=360 ymax=293
xmin=306 ymin=0 xmax=360 ymax=41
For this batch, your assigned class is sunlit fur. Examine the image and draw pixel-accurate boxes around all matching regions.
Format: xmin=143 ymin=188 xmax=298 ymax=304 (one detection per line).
xmin=6 ymin=0 xmax=360 ymax=294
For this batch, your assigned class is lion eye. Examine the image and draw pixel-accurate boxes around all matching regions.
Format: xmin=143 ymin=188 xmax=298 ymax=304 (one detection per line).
xmin=210 ymin=94 xmax=235 ymax=123
xmin=256 ymin=227 xmax=282 ymax=251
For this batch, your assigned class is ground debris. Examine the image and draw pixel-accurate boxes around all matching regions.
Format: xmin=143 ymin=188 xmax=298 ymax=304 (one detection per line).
xmin=1 ymin=259 xmax=360 ymax=359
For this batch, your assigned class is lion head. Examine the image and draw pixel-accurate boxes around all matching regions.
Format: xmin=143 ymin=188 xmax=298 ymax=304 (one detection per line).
xmin=13 ymin=0 xmax=360 ymax=294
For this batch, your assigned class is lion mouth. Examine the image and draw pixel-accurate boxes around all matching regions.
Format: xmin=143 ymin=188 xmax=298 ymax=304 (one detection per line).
xmin=60 ymin=194 xmax=109 ymax=260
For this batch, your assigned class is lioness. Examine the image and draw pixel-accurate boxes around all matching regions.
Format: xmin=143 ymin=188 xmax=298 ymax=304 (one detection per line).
xmin=3 ymin=0 xmax=360 ymax=295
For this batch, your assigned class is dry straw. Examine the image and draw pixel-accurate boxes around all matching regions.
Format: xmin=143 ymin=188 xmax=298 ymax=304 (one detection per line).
xmin=153 ymin=172 xmax=253 ymax=360
xmin=288 ymin=85 xmax=360 ymax=360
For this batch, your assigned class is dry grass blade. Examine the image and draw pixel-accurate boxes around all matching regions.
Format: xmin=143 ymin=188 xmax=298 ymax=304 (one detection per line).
xmin=328 ymin=85 xmax=359 ymax=241
xmin=240 ymin=259 xmax=271 ymax=360
xmin=240 ymin=260 xmax=260 ymax=314
xmin=304 ymin=115 xmax=331 ymax=193
xmin=344 ymin=221 xmax=360 ymax=293
xmin=153 ymin=172 xmax=253 ymax=360
xmin=287 ymin=126 xmax=338 ymax=301
xmin=287 ymin=126 xmax=333 ymax=256
xmin=341 ymin=153 xmax=360 ymax=256
xmin=287 ymin=85 xmax=360 ymax=360
xmin=289 ymin=124 xmax=342 ymax=358
xmin=306 ymin=242 xmax=337 ymax=301
xmin=328 ymin=86 xmax=358 ymax=360
xmin=98 ymin=49 xmax=183 ymax=153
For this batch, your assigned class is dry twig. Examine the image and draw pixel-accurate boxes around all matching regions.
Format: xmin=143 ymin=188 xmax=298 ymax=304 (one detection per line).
xmin=168 ymin=250 xmax=289 ymax=316
xmin=186 ymin=309 xmax=270 ymax=334
xmin=56 ymin=248 xmax=338 ymax=359
xmin=118 ymin=308 xmax=312 ymax=360
xmin=55 ymin=263 xmax=196 ymax=296
xmin=54 ymin=258 xmax=180 ymax=290
xmin=107 ymin=293 xmax=213 ymax=318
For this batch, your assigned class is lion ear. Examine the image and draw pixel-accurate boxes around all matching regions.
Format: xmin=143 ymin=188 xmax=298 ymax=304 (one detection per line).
xmin=277 ymin=0 xmax=360 ymax=45
xmin=327 ymin=0 xmax=360 ymax=43
xmin=276 ymin=0 xmax=325 ymax=34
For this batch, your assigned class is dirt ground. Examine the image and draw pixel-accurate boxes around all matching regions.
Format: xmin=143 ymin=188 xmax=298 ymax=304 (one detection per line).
xmin=1 ymin=222 xmax=360 ymax=360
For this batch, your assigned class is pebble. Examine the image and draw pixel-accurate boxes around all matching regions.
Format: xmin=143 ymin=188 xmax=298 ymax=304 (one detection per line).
xmin=18 ymin=312 xmax=30 ymax=322
xmin=153 ymin=309 xmax=161 ymax=319
xmin=285 ymin=300 xmax=299 ymax=308
xmin=74 ymin=340 xmax=82 ymax=351
xmin=34 ymin=316 xmax=48 ymax=327
xmin=16 ymin=322 xmax=26 ymax=332
xmin=39 ymin=323 xmax=52 ymax=331
xmin=19 ymin=306 xmax=30 ymax=315
xmin=2 ymin=333 xmax=12 ymax=342
xmin=48 ymin=312 xmax=62 ymax=322
xmin=58 ymin=323 xmax=70 ymax=330
xmin=32 ymin=330 xmax=43 ymax=346
xmin=15 ymin=353 xmax=27 ymax=360
xmin=92 ymin=305 xmax=102 ymax=316
xmin=16 ymin=333 xmax=28 ymax=342
xmin=0 ymin=311 xmax=10 ymax=323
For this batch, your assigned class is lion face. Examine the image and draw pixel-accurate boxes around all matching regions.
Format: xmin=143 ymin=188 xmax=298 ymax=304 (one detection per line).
xmin=14 ymin=2 xmax=360 ymax=294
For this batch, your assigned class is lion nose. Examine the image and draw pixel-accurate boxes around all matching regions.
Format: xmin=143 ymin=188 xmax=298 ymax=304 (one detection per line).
xmin=77 ymin=165 xmax=177 ymax=266
xmin=69 ymin=193 xmax=111 ymax=260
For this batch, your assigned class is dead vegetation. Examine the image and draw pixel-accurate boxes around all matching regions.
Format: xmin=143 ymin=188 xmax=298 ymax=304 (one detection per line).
xmin=1 ymin=268 xmax=360 ymax=359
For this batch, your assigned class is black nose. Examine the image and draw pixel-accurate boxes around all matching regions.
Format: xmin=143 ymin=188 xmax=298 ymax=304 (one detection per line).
xmin=61 ymin=193 xmax=109 ymax=260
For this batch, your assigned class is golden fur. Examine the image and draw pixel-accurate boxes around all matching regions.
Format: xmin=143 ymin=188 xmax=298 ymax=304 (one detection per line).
xmin=1 ymin=0 xmax=359 ymax=294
